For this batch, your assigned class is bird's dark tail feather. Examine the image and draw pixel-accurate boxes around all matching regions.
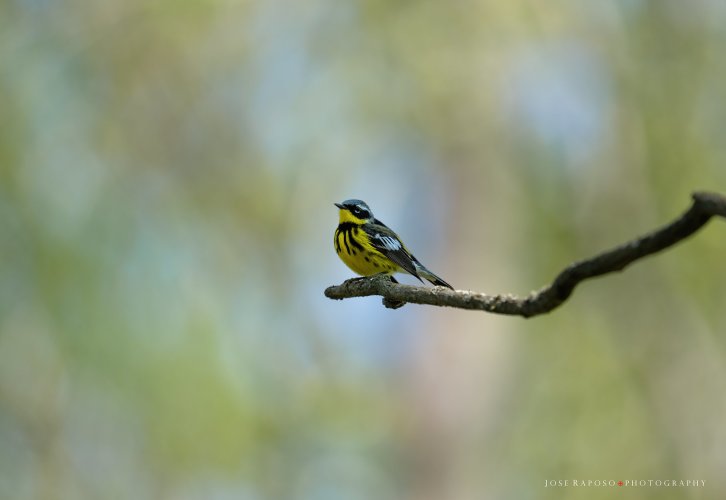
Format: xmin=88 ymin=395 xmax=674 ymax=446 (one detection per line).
xmin=418 ymin=268 xmax=454 ymax=290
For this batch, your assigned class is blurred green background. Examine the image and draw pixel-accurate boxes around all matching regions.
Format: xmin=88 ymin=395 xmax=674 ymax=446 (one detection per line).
xmin=1 ymin=0 xmax=725 ymax=499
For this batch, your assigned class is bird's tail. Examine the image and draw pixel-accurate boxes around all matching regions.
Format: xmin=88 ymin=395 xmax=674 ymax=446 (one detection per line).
xmin=417 ymin=266 xmax=454 ymax=290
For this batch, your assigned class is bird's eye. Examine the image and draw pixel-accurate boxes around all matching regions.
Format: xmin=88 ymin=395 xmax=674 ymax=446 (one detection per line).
xmin=352 ymin=207 xmax=361 ymax=215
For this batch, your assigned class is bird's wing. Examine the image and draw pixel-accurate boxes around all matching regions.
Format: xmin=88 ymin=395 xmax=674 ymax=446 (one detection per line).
xmin=363 ymin=221 xmax=422 ymax=281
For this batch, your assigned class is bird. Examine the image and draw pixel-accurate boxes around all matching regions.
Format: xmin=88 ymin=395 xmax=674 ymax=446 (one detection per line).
xmin=333 ymin=199 xmax=453 ymax=289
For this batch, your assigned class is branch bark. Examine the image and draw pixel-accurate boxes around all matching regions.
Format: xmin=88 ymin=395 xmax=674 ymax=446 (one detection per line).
xmin=324 ymin=191 xmax=726 ymax=318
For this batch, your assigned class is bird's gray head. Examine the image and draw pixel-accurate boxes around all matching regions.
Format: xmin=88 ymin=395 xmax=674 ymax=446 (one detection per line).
xmin=334 ymin=199 xmax=373 ymax=221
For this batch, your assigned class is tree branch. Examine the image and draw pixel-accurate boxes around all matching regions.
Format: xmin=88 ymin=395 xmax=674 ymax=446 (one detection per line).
xmin=324 ymin=191 xmax=726 ymax=318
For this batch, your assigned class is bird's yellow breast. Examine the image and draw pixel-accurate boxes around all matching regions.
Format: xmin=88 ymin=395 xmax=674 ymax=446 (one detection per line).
xmin=334 ymin=224 xmax=398 ymax=276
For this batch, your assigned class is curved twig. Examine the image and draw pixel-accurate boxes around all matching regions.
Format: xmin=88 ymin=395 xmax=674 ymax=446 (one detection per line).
xmin=324 ymin=191 xmax=726 ymax=318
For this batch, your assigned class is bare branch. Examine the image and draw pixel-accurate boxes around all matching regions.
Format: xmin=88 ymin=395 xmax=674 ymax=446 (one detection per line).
xmin=324 ymin=191 xmax=726 ymax=318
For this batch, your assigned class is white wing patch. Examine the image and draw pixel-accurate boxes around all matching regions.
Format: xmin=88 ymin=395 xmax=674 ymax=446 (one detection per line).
xmin=373 ymin=234 xmax=402 ymax=251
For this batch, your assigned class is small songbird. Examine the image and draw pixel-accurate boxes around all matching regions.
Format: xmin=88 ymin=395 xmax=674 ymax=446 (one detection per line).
xmin=334 ymin=199 xmax=453 ymax=289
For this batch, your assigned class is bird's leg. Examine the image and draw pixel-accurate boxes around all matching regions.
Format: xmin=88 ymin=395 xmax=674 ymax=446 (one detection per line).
xmin=344 ymin=273 xmax=397 ymax=285
xmin=342 ymin=275 xmax=405 ymax=308
xmin=343 ymin=276 xmax=369 ymax=285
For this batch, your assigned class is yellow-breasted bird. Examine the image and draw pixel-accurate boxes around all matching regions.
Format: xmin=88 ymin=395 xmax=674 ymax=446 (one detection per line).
xmin=334 ymin=199 xmax=453 ymax=289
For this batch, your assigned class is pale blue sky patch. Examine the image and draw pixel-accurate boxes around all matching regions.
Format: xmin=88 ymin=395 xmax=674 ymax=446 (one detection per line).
xmin=500 ymin=42 xmax=613 ymax=169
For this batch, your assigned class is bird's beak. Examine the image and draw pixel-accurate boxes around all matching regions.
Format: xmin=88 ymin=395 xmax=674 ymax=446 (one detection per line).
xmin=334 ymin=203 xmax=344 ymax=209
